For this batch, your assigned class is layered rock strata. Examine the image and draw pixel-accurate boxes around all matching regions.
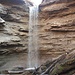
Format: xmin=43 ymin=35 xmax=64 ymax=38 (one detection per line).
xmin=0 ymin=4 xmax=29 ymax=55
xmin=0 ymin=0 xmax=75 ymax=58
xmin=39 ymin=0 xmax=75 ymax=57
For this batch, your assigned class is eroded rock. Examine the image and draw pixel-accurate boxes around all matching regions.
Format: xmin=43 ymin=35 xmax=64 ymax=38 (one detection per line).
xmin=0 ymin=4 xmax=7 ymax=15
xmin=0 ymin=17 xmax=5 ymax=24
xmin=38 ymin=0 xmax=75 ymax=56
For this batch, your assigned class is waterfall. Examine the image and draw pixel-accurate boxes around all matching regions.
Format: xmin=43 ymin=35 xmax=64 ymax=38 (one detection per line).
xmin=28 ymin=5 xmax=39 ymax=68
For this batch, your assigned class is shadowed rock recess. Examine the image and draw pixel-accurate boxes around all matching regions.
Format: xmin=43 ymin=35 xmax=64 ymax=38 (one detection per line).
xmin=0 ymin=0 xmax=75 ymax=74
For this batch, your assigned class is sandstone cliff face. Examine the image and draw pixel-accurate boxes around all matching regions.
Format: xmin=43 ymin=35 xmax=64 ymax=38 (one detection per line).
xmin=0 ymin=0 xmax=75 ymax=58
xmin=39 ymin=0 xmax=75 ymax=57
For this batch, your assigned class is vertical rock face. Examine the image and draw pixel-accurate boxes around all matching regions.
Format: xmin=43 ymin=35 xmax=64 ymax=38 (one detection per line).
xmin=0 ymin=0 xmax=75 ymax=58
xmin=39 ymin=0 xmax=75 ymax=57
xmin=0 ymin=4 xmax=29 ymax=55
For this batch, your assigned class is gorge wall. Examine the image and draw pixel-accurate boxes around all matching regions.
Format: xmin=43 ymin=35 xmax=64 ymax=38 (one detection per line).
xmin=0 ymin=0 xmax=75 ymax=58
xmin=39 ymin=0 xmax=75 ymax=57
xmin=0 ymin=4 xmax=29 ymax=55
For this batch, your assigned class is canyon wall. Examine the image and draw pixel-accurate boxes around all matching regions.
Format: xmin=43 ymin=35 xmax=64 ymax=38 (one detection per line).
xmin=0 ymin=0 xmax=75 ymax=58
xmin=39 ymin=0 xmax=75 ymax=57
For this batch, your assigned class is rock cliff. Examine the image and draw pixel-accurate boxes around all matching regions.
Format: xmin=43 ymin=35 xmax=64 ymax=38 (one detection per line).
xmin=39 ymin=0 xmax=75 ymax=57
xmin=0 ymin=0 xmax=75 ymax=58
xmin=0 ymin=0 xmax=25 ymax=5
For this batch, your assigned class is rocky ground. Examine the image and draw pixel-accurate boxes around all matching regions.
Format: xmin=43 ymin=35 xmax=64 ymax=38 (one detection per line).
xmin=0 ymin=0 xmax=75 ymax=74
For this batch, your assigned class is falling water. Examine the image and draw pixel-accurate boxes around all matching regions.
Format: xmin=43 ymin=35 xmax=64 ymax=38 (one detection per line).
xmin=28 ymin=5 xmax=39 ymax=68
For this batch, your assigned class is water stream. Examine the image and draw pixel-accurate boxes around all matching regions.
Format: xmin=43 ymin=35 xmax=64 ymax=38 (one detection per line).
xmin=28 ymin=5 xmax=39 ymax=68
